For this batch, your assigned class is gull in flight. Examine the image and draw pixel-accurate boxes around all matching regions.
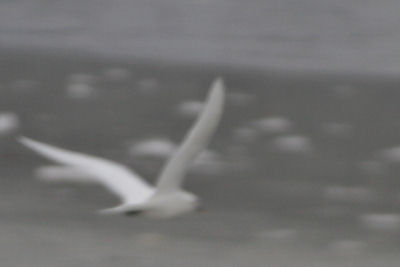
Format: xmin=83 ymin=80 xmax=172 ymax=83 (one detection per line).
xmin=19 ymin=79 xmax=225 ymax=218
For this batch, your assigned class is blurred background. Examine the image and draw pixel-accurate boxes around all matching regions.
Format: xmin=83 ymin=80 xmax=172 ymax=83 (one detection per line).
xmin=1 ymin=0 xmax=400 ymax=266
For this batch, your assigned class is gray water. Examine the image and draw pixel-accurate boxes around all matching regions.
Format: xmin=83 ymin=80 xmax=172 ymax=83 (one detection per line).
xmin=1 ymin=51 xmax=400 ymax=266
xmin=2 ymin=1 xmax=400 ymax=266
xmin=1 ymin=0 xmax=400 ymax=74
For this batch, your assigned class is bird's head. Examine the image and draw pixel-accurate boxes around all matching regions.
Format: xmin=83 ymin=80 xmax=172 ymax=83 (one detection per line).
xmin=181 ymin=191 xmax=203 ymax=213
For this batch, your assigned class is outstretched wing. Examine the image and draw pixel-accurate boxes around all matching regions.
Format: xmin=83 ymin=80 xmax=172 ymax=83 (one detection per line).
xmin=154 ymin=78 xmax=225 ymax=195
xmin=19 ymin=137 xmax=154 ymax=204
xmin=35 ymin=165 xmax=98 ymax=183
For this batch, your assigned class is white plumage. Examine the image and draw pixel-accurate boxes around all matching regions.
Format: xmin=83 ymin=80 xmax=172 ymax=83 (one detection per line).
xmin=19 ymin=78 xmax=225 ymax=218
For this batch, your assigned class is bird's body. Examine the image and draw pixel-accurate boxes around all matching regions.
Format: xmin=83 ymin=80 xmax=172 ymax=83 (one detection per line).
xmin=19 ymin=79 xmax=225 ymax=218
xmin=121 ymin=191 xmax=199 ymax=218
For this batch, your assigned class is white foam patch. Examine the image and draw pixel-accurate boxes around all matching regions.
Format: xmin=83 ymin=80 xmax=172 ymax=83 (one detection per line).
xmin=177 ymin=101 xmax=204 ymax=118
xmin=271 ymin=135 xmax=312 ymax=154
xmin=323 ymin=186 xmax=373 ymax=203
xmin=329 ymin=240 xmax=366 ymax=254
xmin=251 ymin=116 xmax=292 ymax=134
xmin=66 ymin=83 xmax=95 ymax=99
xmin=129 ymin=138 xmax=176 ymax=158
xmin=102 ymin=67 xmax=130 ymax=81
xmin=321 ymin=122 xmax=353 ymax=138
xmin=360 ymin=213 xmax=400 ymax=231
xmin=0 ymin=112 xmax=19 ymax=135
xmin=190 ymin=150 xmax=225 ymax=175
xmin=194 ymin=150 xmax=219 ymax=164
xmin=378 ymin=146 xmax=400 ymax=163
xmin=227 ymin=91 xmax=254 ymax=106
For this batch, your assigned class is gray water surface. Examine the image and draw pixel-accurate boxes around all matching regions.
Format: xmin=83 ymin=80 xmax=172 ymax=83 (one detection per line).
xmin=2 ymin=51 xmax=400 ymax=266
xmin=1 ymin=0 xmax=400 ymax=74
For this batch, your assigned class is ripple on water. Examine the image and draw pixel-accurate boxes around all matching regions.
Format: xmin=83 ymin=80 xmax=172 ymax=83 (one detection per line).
xmin=128 ymin=138 xmax=176 ymax=158
xmin=0 ymin=112 xmax=19 ymax=135
xmin=270 ymin=134 xmax=313 ymax=154
xmin=360 ymin=213 xmax=400 ymax=231
xmin=177 ymin=100 xmax=204 ymax=118
xmin=251 ymin=116 xmax=293 ymax=135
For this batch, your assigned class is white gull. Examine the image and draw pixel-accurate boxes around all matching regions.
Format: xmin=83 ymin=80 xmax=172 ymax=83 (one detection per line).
xmin=19 ymin=78 xmax=225 ymax=218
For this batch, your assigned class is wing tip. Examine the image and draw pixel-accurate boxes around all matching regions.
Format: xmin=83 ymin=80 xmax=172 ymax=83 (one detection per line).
xmin=209 ymin=77 xmax=225 ymax=103
xmin=18 ymin=136 xmax=44 ymax=151
xmin=18 ymin=136 xmax=33 ymax=147
xmin=212 ymin=77 xmax=225 ymax=92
